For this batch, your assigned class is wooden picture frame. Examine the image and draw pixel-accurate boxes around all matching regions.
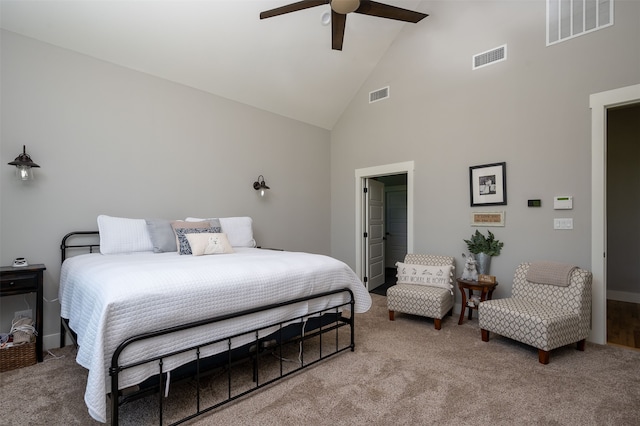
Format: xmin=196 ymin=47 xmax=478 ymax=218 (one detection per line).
xmin=469 ymin=162 xmax=507 ymax=207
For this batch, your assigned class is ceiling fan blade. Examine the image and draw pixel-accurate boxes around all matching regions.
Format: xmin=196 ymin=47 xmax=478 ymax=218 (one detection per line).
xmin=260 ymin=0 xmax=329 ymax=19
xmin=355 ymin=0 xmax=428 ymax=23
xmin=332 ymin=11 xmax=347 ymax=51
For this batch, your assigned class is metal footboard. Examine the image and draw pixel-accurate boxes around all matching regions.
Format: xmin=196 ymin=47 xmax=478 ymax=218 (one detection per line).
xmin=109 ymin=288 xmax=355 ymax=425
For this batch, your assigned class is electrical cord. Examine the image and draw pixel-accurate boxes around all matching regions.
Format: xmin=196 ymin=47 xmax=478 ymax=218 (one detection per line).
xmin=298 ymin=319 xmax=308 ymax=364
xmin=44 ymin=350 xmax=65 ymax=362
xmin=269 ymin=319 xmax=308 ymax=365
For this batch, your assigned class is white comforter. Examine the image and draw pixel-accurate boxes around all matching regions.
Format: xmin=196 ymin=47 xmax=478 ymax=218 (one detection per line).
xmin=59 ymin=248 xmax=371 ymax=423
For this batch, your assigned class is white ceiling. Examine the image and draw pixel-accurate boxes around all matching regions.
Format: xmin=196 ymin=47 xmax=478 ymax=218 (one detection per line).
xmin=0 ymin=0 xmax=428 ymax=129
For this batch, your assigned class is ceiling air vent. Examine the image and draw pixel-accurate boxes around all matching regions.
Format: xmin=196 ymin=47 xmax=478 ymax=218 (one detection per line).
xmin=369 ymin=86 xmax=390 ymax=103
xmin=472 ymin=44 xmax=507 ymax=70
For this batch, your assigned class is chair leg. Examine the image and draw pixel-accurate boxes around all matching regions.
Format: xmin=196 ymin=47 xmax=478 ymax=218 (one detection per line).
xmin=576 ymin=339 xmax=586 ymax=351
xmin=388 ymin=310 xmax=395 ymax=321
xmin=434 ymin=318 xmax=442 ymax=330
xmin=481 ymin=329 xmax=489 ymax=342
xmin=538 ymin=349 xmax=550 ymax=364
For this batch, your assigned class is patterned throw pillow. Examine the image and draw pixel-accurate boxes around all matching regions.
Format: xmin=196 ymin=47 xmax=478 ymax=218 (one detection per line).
xmin=171 ymin=221 xmax=220 ymax=255
xmin=396 ymin=262 xmax=453 ymax=293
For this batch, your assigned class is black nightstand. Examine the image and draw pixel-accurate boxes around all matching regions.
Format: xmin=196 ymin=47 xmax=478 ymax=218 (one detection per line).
xmin=1 ymin=264 xmax=46 ymax=362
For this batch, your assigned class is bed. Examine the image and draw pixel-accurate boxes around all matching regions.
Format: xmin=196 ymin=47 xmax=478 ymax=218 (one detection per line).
xmin=59 ymin=215 xmax=371 ymax=425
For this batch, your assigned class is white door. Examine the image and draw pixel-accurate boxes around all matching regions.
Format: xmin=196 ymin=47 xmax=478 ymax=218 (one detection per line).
xmin=366 ymin=179 xmax=385 ymax=291
xmin=385 ymin=186 xmax=408 ymax=267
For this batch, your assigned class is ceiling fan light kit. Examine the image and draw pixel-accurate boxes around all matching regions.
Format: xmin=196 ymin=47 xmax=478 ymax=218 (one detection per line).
xmin=331 ymin=0 xmax=360 ymax=14
xmin=260 ymin=0 xmax=428 ymax=51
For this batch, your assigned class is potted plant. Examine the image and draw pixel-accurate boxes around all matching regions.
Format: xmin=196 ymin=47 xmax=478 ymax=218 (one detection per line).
xmin=463 ymin=230 xmax=504 ymax=275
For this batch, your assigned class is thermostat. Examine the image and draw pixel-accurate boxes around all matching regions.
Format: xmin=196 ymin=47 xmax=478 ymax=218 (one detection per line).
xmin=553 ymin=196 xmax=573 ymax=210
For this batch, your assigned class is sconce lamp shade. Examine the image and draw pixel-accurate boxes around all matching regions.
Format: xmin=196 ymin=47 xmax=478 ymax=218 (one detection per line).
xmin=8 ymin=145 xmax=40 ymax=180
xmin=253 ymin=175 xmax=270 ymax=197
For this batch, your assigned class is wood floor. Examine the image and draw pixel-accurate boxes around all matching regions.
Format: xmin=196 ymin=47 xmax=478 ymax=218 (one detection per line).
xmin=607 ymin=299 xmax=640 ymax=349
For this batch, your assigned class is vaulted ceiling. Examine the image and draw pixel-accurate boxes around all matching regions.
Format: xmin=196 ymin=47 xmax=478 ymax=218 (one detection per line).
xmin=0 ymin=0 xmax=428 ymax=129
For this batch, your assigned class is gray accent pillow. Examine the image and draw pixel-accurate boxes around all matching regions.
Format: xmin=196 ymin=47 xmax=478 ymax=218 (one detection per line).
xmin=208 ymin=218 xmax=222 ymax=232
xmin=145 ymin=218 xmax=178 ymax=253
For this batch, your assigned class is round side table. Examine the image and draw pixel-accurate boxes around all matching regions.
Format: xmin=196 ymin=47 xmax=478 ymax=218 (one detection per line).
xmin=456 ymin=278 xmax=498 ymax=325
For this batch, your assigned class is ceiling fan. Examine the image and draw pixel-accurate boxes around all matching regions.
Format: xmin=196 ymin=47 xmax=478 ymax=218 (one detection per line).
xmin=260 ymin=0 xmax=428 ymax=51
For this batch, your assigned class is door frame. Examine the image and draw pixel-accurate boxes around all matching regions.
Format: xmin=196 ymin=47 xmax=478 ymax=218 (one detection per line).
xmin=590 ymin=83 xmax=640 ymax=345
xmin=355 ymin=161 xmax=414 ymax=286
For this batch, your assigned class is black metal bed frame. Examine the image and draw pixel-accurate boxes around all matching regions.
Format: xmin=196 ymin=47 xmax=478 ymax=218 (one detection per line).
xmin=60 ymin=231 xmax=356 ymax=426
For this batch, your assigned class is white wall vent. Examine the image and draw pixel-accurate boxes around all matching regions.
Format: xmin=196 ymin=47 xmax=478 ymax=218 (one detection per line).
xmin=472 ymin=45 xmax=507 ymax=70
xmin=369 ymin=86 xmax=390 ymax=103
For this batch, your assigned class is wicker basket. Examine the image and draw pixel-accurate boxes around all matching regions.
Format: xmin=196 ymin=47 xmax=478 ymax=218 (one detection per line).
xmin=0 ymin=338 xmax=37 ymax=372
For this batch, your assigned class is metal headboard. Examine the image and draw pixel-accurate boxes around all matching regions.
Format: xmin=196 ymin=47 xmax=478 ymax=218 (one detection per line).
xmin=60 ymin=231 xmax=99 ymax=348
xmin=60 ymin=231 xmax=100 ymax=263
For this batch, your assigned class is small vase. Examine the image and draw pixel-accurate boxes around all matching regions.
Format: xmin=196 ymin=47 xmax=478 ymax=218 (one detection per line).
xmin=475 ymin=253 xmax=492 ymax=275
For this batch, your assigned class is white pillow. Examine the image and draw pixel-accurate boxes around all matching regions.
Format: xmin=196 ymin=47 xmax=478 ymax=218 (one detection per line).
xmin=396 ymin=262 xmax=453 ymax=293
xmin=185 ymin=233 xmax=234 ymax=256
xmin=185 ymin=217 xmax=256 ymax=247
xmin=97 ymin=215 xmax=154 ymax=254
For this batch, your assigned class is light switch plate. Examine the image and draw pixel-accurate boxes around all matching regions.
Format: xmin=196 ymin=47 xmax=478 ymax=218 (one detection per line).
xmin=554 ymin=218 xmax=573 ymax=230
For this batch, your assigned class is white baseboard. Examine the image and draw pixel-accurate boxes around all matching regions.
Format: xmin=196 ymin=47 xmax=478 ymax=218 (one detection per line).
xmin=43 ymin=333 xmax=62 ymax=351
xmin=454 ymin=303 xmax=462 ymax=316
xmin=606 ymin=290 xmax=640 ymax=304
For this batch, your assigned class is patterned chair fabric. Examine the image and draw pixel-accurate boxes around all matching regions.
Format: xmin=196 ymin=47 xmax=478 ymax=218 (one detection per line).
xmin=478 ymin=262 xmax=592 ymax=364
xmin=387 ymin=254 xmax=455 ymax=330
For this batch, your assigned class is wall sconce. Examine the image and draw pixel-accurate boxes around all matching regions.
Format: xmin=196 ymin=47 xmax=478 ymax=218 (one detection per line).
xmin=8 ymin=145 xmax=40 ymax=181
xmin=252 ymin=175 xmax=270 ymax=197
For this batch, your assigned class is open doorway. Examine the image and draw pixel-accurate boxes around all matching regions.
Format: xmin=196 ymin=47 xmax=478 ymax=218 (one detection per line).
xmin=605 ymin=102 xmax=640 ymax=349
xmin=355 ymin=161 xmax=414 ymax=292
xmin=591 ymin=84 xmax=640 ymax=345
xmin=369 ymin=174 xmax=408 ymax=295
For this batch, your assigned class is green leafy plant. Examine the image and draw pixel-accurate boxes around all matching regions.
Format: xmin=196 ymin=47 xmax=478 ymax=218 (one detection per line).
xmin=464 ymin=230 xmax=504 ymax=256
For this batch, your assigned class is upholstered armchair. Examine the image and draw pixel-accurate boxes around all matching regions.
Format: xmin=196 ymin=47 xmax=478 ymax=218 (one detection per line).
xmin=387 ymin=254 xmax=455 ymax=330
xmin=479 ymin=262 xmax=592 ymax=364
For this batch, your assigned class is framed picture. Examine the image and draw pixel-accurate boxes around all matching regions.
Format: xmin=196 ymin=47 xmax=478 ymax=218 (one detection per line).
xmin=471 ymin=211 xmax=505 ymax=227
xmin=469 ymin=162 xmax=507 ymax=207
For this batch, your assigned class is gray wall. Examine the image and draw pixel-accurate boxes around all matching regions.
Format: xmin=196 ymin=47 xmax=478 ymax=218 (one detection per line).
xmin=330 ymin=0 xmax=640 ymax=301
xmin=0 ymin=30 xmax=331 ymax=347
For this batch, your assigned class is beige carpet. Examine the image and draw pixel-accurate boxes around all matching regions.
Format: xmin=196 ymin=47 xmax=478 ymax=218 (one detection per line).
xmin=1 ymin=294 xmax=640 ymax=425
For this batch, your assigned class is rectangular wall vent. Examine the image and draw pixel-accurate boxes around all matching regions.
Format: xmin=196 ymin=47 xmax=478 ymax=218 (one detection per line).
xmin=369 ymin=86 xmax=390 ymax=103
xmin=472 ymin=44 xmax=507 ymax=70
